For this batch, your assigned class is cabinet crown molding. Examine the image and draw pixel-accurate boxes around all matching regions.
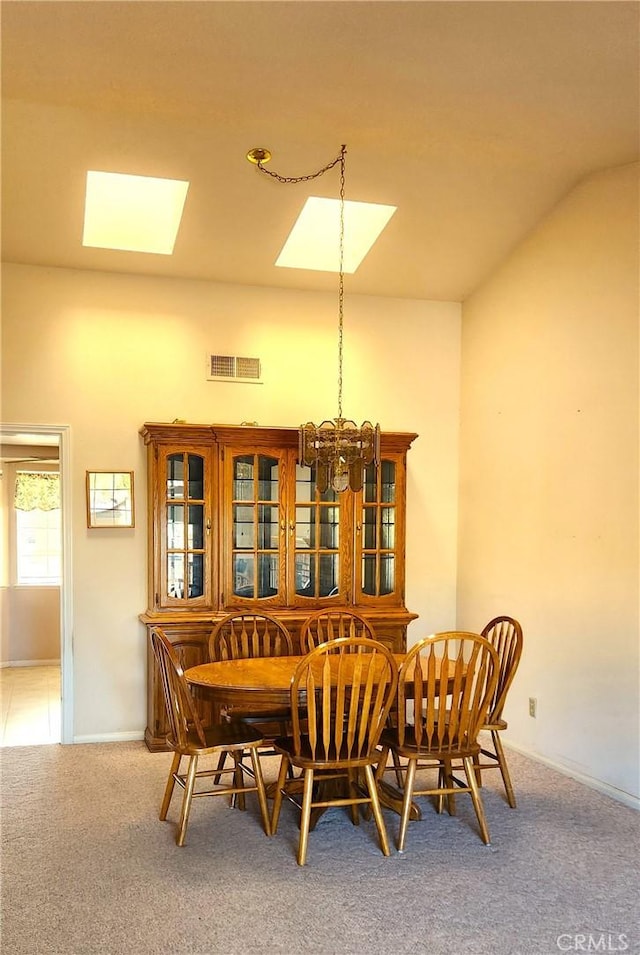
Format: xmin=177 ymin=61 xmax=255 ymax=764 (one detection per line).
xmin=140 ymin=422 xmax=418 ymax=453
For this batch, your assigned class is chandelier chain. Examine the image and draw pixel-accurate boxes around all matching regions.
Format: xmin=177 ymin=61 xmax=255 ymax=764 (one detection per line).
xmin=254 ymin=145 xmax=348 ymax=421
xmin=250 ymin=141 xmax=379 ymax=492
xmin=337 ymin=145 xmax=345 ymax=420
xmin=254 ymin=149 xmax=343 ymax=184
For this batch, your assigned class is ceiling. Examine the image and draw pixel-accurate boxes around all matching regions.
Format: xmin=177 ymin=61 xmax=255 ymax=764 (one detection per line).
xmin=0 ymin=434 xmax=59 ymax=465
xmin=1 ymin=1 xmax=638 ymax=302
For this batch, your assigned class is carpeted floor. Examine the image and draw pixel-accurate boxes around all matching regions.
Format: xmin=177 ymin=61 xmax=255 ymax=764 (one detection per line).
xmin=0 ymin=740 xmax=637 ymax=955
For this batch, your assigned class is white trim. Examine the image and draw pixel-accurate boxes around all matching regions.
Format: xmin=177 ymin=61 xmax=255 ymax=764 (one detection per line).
xmin=5 ymin=584 xmax=61 ymax=590
xmin=1 ymin=659 xmax=60 ymax=668
xmin=59 ymin=426 xmax=74 ymax=744
xmin=73 ymin=731 xmax=145 ymax=744
xmin=504 ymin=739 xmax=640 ymax=811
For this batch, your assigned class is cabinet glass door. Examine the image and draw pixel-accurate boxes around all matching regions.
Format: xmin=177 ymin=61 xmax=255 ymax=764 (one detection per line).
xmin=227 ymin=452 xmax=284 ymax=604
xmin=357 ymin=458 xmax=398 ymax=602
xmin=291 ymin=463 xmax=344 ymax=603
xmin=161 ymin=450 xmax=211 ymax=607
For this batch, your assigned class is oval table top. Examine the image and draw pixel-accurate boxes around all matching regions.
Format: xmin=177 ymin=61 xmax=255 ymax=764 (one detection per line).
xmin=185 ymin=654 xmax=403 ymax=707
xmin=185 ymin=653 xmax=460 ymax=707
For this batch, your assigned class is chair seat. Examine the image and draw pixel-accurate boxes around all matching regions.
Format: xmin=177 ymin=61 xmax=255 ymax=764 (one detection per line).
xmin=273 ymin=734 xmax=381 ymax=769
xmin=175 ymin=718 xmax=264 ymax=755
xmin=483 ymin=717 xmax=507 ymax=731
xmin=378 ymin=725 xmax=481 ymax=760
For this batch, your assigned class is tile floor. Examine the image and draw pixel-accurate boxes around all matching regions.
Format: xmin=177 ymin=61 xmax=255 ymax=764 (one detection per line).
xmin=0 ymin=665 xmax=61 ymax=746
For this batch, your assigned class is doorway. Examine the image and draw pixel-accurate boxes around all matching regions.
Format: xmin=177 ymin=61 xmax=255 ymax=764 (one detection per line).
xmin=0 ymin=424 xmax=72 ymax=744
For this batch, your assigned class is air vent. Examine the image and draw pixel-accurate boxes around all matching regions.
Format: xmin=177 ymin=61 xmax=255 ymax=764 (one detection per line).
xmin=206 ymin=354 xmax=262 ymax=384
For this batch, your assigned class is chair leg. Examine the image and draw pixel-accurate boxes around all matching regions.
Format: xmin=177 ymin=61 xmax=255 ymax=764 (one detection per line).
xmin=443 ymin=758 xmax=456 ymax=816
xmin=363 ymin=746 xmax=389 ymax=821
xmin=297 ymin=768 xmax=315 ymax=866
xmin=212 ymin=750 xmax=228 ymax=785
xmin=270 ymin=755 xmax=289 ymax=835
xmin=176 ymin=755 xmax=198 ymax=847
xmin=436 ymin=763 xmax=445 ymax=814
xmin=347 ymin=770 xmax=360 ymax=826
xmin=160 ymin=751 xmax=181 ymax=820
xmin=249 ymin=746 xmax=272 ymax=836
xmin=391 ymin=750 xmax=404 ymax=788
xmin=463 ymin=755 xmax=491 ymax=845
xmin=397 ymin=758 xmax=417 ymax=853
xmin=232 ymin=752 xmax=246 ymax=811
xmin=492 ymin=730 xmax=517 ymax=808
xmin=436 ymin=759 xmax=456 ymax=815
xmin=374 ymin=747 xmax=388 ymax=783
xmin=473 ymin=752 xmax=483 ymax=786
xmin=363 ymin=764 xmax=391 ymax=857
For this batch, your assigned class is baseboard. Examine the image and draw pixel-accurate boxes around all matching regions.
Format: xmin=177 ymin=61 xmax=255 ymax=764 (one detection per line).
xmin=0 ymin=659 xmax=61 ymax=668
xmin=72 ymin=731 xmax=145 ymax=745
xmin=503 ymin=739 xmax=639 ymax=811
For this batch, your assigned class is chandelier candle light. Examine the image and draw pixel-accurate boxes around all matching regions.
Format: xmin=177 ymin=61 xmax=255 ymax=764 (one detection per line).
xmin=247 ymin=143 xmax=380 ymax=493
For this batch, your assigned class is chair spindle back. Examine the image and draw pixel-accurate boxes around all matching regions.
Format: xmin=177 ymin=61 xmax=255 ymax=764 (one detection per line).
xmin=150 ymin=627 xmax=207 ymax=749
xmin=299 ymin=609 xmax=377 ymax=654
xmin=398 ymin=632 xmax=499 ymax=755
xmin=290 ymin=637 xmax=398 ymax=763
xmin=209 ymin=612 xmax=294 ymax=662
xmin=481 ymin=616 xmax=523 ymax=723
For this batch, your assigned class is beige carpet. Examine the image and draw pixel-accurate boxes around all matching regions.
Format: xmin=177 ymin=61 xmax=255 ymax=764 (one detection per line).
xmin=0 ymin=740 xmax=637 ymax=955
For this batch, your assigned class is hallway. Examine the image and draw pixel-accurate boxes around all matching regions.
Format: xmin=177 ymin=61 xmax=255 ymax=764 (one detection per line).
xmin=0 ymin=665 xmax=61 ymax=746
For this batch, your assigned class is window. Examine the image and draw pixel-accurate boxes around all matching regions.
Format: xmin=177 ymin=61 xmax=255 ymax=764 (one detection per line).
xmin=14 ymin=472 xmax=61 ymax=585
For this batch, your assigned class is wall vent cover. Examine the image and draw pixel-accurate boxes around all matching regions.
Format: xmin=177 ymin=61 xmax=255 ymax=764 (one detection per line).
xmin=207 ymin=354 xmax=262 ymax=384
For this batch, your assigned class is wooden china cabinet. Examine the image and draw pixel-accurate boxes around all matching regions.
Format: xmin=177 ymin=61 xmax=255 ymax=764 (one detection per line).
xmin=140 ymin=421 xmax=418 ymax=751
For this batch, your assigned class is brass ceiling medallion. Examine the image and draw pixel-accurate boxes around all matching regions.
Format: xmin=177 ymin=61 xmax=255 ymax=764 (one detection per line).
xmin=248 ymin=143 xmax=380 ymax=493
xmin=246 ymin=147 xmax=272 ymax=165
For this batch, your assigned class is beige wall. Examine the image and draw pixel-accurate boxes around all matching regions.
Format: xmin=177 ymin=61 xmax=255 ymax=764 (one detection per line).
xmin=458 ymin=163 xmax=639 ymax=803
xmin=1 ymin=587 xmax=60 ymax=664
xmin=0 ymin=264 xmax=461 ymax=740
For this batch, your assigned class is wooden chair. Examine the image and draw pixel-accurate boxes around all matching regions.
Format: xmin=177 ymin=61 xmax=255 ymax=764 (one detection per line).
xmin=473 ymin=615 xmax=524 ymax=807
xmin=376 ymin=632 xmax=499 ymax=852
xmin=208 ymin=612 xmax=295 ymax=779
xmin=271 ymin=637 xmax=398 ymax=866
xmin=209 ymin=611 xmax=294 ymax=664
xmin=300 ymin=609 xmax=403 ymax=784
xmin=150 ymin=627 xmax=271 ymax=846
xmin=208 ymin=610 xmax=294 ymax=729
xmin=299 ymin=608 xmax=378 ymax=653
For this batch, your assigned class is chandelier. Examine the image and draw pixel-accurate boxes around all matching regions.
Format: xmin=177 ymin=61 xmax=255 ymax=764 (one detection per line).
xmin=247 ymin=143 xmax=380 ymax=493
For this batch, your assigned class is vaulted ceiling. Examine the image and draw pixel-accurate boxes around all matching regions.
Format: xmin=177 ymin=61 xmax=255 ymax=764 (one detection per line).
xmin=1 ymin=1 xmax=638 ymax=302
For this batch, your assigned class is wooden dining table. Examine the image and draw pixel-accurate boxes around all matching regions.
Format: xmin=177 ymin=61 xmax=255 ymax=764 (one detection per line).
xmin=185 ymin=652 xmax=460 ymax=822
xmin=185 ymin=653 xmax=407 ymax=708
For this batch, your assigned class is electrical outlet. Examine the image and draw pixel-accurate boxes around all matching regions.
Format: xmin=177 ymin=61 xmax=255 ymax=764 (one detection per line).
xmin=529 ymin=697 xmax=537 ymax=718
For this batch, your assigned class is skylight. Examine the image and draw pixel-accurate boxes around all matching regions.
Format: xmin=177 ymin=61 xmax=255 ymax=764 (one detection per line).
xmin=275 ymin=197 xmax=396 ymax=273
xmin=82 ymin=171 xmax=189 ymax=255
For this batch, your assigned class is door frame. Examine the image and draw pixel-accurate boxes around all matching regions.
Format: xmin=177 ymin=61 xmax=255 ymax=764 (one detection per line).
xmin=2 ymin=422 xmax=73 ymax=743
